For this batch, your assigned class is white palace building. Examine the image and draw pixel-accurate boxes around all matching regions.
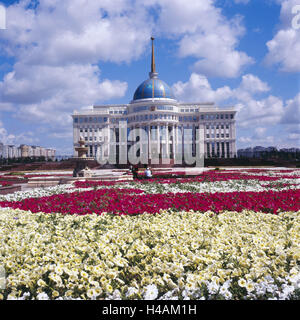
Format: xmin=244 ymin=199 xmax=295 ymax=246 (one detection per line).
xmin=72 ymin=38 xmax=237 ymax=166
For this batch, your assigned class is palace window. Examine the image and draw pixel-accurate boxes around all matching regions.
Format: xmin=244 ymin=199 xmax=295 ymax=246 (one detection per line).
xmin=160 ymin=126 xmax=166 ymax=140
xmin=207 ymin=143 xmax=210 ymax=156
xmin=133 ymin=106 xmax=148 ymax=113
xmin=157 ymin=105 xmax=173 ymax=111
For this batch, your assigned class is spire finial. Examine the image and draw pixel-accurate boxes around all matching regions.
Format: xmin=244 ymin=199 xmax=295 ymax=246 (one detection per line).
xmin=151 ymin=36 xmax=155 ymax=73
xmin=149 ymin=37 xmax=158 ymax=79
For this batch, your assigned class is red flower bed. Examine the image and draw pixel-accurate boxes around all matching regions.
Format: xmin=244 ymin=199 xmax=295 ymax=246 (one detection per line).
xmin=0 ymin=181 xmax=14 ymax=187
xmin=0 ymin=188 xmax=299 ymax=215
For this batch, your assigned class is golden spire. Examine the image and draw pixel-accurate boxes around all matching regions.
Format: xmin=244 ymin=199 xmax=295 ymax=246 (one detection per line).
xmin=149 ymin=37 xmax=158 ymax=79
xmin=151 ymin=36 xmax=156 ymax=74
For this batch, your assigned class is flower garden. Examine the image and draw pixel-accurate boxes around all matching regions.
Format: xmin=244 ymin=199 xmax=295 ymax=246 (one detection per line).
xmin=0 ymin=168 xmax=299 ymax=300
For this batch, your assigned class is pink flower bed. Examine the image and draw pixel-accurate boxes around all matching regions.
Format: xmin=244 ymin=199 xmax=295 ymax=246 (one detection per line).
xmin=1 ymin=188 xmax=299 ymax=215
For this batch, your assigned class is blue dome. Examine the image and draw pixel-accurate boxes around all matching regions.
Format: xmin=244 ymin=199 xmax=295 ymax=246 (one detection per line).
xmin=133 ymin=78 xmax=174 ymax=100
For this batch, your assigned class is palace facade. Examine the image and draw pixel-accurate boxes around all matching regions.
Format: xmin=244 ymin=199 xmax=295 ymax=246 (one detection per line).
xmin=72 ymin=38 xmax=237 ymax=166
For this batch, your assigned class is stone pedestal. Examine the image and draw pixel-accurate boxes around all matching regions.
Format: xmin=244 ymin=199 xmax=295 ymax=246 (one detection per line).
xmin=77 ymin=167 xmax=92 ymax=178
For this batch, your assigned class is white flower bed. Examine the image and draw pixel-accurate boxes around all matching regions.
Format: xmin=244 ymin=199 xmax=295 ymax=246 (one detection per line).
xmin=0 ymin=184 xmax=94 ymax=202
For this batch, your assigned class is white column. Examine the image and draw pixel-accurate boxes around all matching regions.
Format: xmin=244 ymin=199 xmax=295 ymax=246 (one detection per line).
xmin=148 ymin=124 xmax=151 ymax=161
xmin=172 ymin=124 xmax=176 ymax=160
xmin=224 ymin=141 xmax=228 ymax=159
xmin=165 ymin=124 xmax=169 ymax=161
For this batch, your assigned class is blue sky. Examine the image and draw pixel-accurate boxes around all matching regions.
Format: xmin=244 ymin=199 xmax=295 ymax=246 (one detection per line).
xmin=0 ymin=0 xmax=299 ymax=155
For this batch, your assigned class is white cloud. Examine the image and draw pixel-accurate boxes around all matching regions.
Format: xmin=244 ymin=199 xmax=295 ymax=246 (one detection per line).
xmin=288 ymin=133 xmax=300 ymax=140
xmin=145 ymin=0 xmax=254 ymax=78
xmin=2 ymin=0 xmax=153 ymax=65
xmin=265 ymin=0 xmax=300 ymax=72
xmin=253 ymin=127 xmax=267 ymax=138
xmin=172 ymin=72 xmax=270 ymax=105
xmin=233 ymin=74 xmax=270 ymax=102
xmin=172 ymin=73 xmax=232 ymax=103
xmin=0 ymin=63 xmax=127 ymax=124
xmin=280 ymin=92 xmax=300 ymax=124
xmin=0 ymin=124 xmax=38 ymax=145
xmin=172 ymin=73 xmax=286 ymax=134
xmin=237 ymin=95 xmax=284 ymax=127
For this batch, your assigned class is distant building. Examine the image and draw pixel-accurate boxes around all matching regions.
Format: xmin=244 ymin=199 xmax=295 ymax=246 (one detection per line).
xmin=0 ymin=143 xmax=56 ymax=160
xmin=237 ymin=146 xmax=299 ymax=158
